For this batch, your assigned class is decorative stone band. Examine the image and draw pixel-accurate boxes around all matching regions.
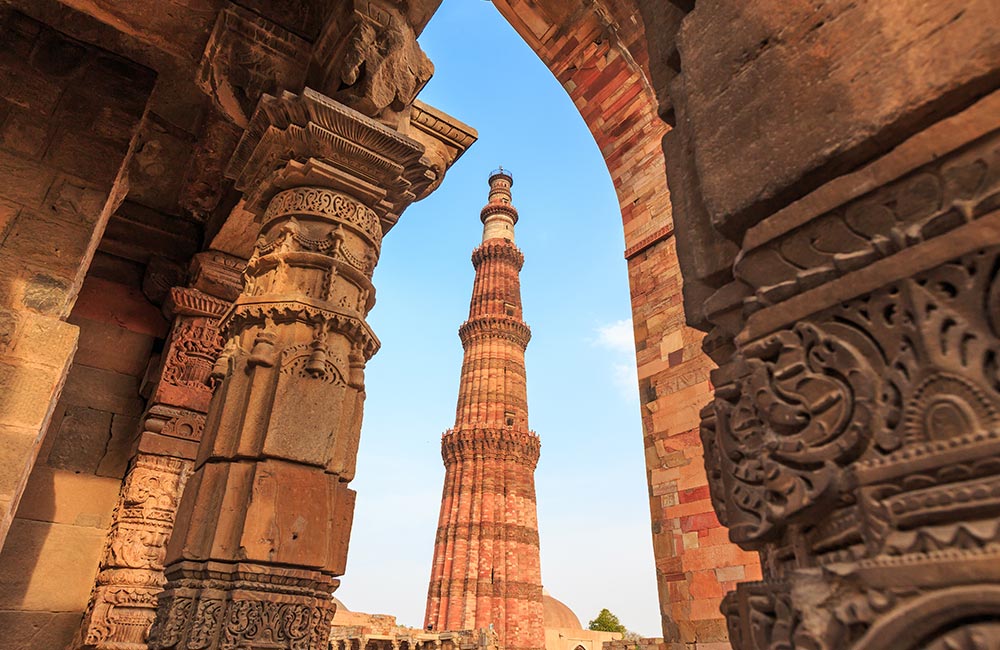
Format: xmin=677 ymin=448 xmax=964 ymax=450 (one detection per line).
xmin=427 ymin=578 xmax=543 ymax=602
xmin=623 ymin=224 xmax=675 ymax=260
xmin=441 ymin=428 xmax=540 ymax=465
xmin=148 ymin=560 xmax=336 ymax=650
xmin=222 ymin=298 xmax=381 ymax=360
xmin=480 ymin=201 xmax=519 ymax=225
xmin=226 ymin=89 xmax=432 ymax=223
xmin=459 ymin=316 xmax=531 ymax=349
xmin=435 ymin=522 xmax=541 ymax=547
xmin=704 ymin=91 xmax=1000 ymax=336
xmin=264 ymin=187 xmax=383 ymax=249
xmin=471 ymin=239 xmax=525 ymax=270
xmin=166 ymin=287 xmax=230 ymax=319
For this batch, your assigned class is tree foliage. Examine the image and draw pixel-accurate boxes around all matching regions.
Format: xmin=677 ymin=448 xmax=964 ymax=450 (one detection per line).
xmin=588 ymin=608 xmax=627 ymax=634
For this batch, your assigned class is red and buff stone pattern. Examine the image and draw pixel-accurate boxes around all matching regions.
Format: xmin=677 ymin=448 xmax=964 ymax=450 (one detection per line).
xmin=425 ymin=171 xmax=544 ymax=650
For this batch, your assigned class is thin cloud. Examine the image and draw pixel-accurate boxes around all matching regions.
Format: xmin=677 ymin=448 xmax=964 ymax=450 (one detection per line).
xmin=612 ymin=362 xmax=640 ymax=403
xmin=594 ymin=319 xmax=639 ymax=402
xmin=595 ymin=318 xmax=635 ymax=353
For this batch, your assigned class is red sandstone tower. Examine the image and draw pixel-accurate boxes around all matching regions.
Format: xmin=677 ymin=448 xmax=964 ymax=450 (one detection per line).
xmin=425 ymin=169 xmax=544 ymax=650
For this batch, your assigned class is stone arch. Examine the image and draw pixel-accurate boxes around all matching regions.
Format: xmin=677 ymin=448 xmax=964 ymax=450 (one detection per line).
xmin=486 ymin=3 xmax=1000 ymax=649
xmin=489 ymin=1 xmax=749 ymax=645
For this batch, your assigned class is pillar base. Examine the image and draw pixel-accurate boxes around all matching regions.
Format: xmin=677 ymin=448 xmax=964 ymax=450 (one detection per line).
xmin=149 ymin=561 xmax=336 ymax=650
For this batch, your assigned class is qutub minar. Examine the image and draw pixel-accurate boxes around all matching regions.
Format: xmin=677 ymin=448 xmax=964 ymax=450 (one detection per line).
xmin=424 ymin=169 xmax=545 ymax=650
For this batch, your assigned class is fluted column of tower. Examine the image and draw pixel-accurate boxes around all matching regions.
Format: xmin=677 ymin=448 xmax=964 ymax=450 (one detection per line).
xmin=425 ymin=169 xmax=544 ymax=650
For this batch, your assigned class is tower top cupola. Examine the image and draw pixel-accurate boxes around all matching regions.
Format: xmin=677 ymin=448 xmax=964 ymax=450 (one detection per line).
xmin=481 ymin=166 xmax=519 ymax=242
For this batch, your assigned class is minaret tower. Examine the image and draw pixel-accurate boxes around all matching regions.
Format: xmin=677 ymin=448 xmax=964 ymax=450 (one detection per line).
xmin=425 ymin=169 xmax=544 ymax=650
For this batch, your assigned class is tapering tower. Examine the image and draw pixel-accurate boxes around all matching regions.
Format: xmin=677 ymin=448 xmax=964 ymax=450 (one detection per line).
xmin=425 ymin=169 xmax=544 ymax=650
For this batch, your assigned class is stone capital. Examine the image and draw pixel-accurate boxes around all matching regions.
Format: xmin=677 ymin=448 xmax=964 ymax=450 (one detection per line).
xmin=226 ymin=88 xmax=433 ymax=231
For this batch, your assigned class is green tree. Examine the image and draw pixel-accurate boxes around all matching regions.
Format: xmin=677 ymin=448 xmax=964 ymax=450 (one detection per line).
xmin=588 ymin=609 xmax=627 ymax=634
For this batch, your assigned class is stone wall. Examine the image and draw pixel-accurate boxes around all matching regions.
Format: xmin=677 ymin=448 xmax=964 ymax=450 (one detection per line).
xmin=0 ymin=10 xmax=154 ymax=553
xmin=0 ymin=269 xmax=165 ymax=649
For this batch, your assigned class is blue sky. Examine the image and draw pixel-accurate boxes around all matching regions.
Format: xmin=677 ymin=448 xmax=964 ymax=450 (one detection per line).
xmin=335 ymin=0 xmax=660 ymax=636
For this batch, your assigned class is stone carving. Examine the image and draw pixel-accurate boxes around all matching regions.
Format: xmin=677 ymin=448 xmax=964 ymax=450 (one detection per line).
xmin=263 ymin=187 xmax=383 ymax=247
xmin=149 ymin=565 xmax=336 ymax=650
xmin=316 ymin=1 xmax=434 ymax=124
xmin=406 ymin=100 xmax=478 ymax=194
xmin=151 ymin=87 xmax=452 ymax=650
xmin=165 ymin=287 xmax=231 ymax=320
xmin=707 ymin=246 xmax=1000 ymax=648
xmin=458 ymin=316 xmax=532 ymax=349
xmin=731 ymin=130 xmax=1000 ymax=311
xmin=74 ymin=455 xmax=192 ymax=649
xmin=161 ymin=318 xmax=226 ymax=391
xmin=705 ymin=321 xmax=878 ymax=545
xmin=187 ymin=252 xmax=247 ymax=303
xmin=197 ymin=6 xmax=309 ymax=128
xmin=441 ymin=428 xmax=541 ymax=466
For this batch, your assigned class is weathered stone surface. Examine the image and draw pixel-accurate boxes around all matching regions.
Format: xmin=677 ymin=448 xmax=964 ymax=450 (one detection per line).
xmin=2 ymin=2 xmax=997 ymax=649
xmin=311 ymin=1 xmax=434 ymax=125
xmin=697 ymin=79 xmax=1000 ymax=650
xmin=0 ymin=518 xmax=105 ymax=611
xmin=676 ymin=0 xmax=1000 ymax=235
xmin=74 ymin=454 xmax=191 ymax=650
xmin=69 ymin=315 xmax=156 ymax=377
xmin=0 ymin=611 xmax=84 ymax=650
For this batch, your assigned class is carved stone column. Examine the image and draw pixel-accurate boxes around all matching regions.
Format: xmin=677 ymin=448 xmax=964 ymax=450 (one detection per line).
xmin=148 ymin=89 xmax=451 ymax=650
xmin=74 ymin=253 xmax=243 ymax=649
xmin=698 ymin=91 xmax=1000 ymax=649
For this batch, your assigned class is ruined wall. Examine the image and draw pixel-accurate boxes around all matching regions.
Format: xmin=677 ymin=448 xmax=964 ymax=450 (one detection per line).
xmin=0 ymin=11 xmax=154 ymax=553
xmin=489 ymin=2 xmax=750 ymax=646
xmin=0 ymin=268 xmax=165 ymax=649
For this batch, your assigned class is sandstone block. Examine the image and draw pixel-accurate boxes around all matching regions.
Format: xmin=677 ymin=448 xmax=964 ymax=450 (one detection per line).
xmin=61 ymin=364 xmax=144 ymax=416
xmin=0 ymin=424 xmax=41 ymax=505
xmin=0 ymin=360 xmax=66 ymax=430
xmin=45 ymin=405 xmax=113 ymax=473
xmin=0 ymin=610 xmax=83 ymax=650
xmin=2 ymin=207 xmax=92 ymax=276
xmin=15 ymin=465 xmax=119 ymax=528
xmin=677 ymin=0 xmax=1000 ymax=233
xmin=0 ymin=518 xmax=104 ymax=611
xmin=69 ymin=314 xmax=155 ymax=377
xmin=0 ymin=150 xmax=54 ymax=208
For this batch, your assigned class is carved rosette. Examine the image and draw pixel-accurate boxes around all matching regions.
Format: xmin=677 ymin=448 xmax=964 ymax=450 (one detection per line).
xmin=708 ymin=246 xmax=1000 ymax=649
xmin=75 ymin=455 xmax=192 ymax=649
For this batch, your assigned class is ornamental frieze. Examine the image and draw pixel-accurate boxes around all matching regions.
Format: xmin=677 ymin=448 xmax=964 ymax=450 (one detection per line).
xmin=162 ymin=319 xmax=226 ymax=392
xmin=708 ymin=245 xmax=1000 ymax=648
xmin=732 ymin=128 xmax=1000 ymax=311
xmin=74 ymin=454 xmax=192 ymax=650
xmin=262 ymin=187 xmax=383 ymax=248
xmin=458 ymin=316 xmax=532 ymax=349
xmin=471 ymin=239 xmax=524 ymax=269
xmin=441 ymin=428 xmax=541 ymax=465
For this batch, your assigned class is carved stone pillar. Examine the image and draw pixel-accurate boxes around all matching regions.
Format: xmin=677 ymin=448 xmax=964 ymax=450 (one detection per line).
xmin=148 ymin=89 xmax=461 ymax=650
xmin=74 ymin=253 xmax=242 ymax=649
xmin=698 ymin=91 xmax=1000 ymax=649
